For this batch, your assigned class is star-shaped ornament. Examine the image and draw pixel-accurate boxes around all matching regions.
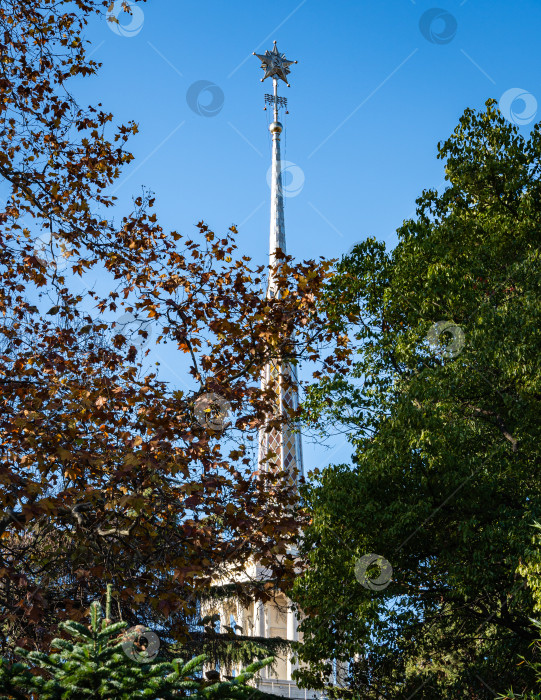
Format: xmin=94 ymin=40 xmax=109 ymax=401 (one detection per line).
xmin=253 ymin=41 xmax=297 ymax=86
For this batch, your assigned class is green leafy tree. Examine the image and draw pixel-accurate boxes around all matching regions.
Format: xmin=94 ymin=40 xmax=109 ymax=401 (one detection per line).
xmin=0 ymin=588 xmax=280 ymax=699
xmin=293 ymin=99 xmax=541 ymax=697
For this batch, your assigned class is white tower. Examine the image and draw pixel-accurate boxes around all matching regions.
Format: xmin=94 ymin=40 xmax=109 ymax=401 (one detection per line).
xmin=203 ymin=44 xmax=322 ymax=699
xmin=246 ymin=42 xmax=317 ymax=698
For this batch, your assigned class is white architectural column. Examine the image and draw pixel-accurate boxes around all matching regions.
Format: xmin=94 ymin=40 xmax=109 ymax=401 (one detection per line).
xmin=238 ymin=603 xmax=246 ymax=636
xmin=286 ymin=603 xmax=298 ymax=680
xmin=257 ymin=601 xmax=265 ymax=636
xmin=256 ymin=601 xmax=266 ymax=678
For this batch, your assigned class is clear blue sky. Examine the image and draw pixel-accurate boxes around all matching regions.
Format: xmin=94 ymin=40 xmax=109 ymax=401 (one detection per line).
xmin=77 ymin=0 xmax=541 ymax=470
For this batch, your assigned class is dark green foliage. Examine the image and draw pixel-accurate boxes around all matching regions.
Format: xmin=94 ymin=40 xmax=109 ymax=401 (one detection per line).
xmin=293 ymin=99 xmax=541 ymax=697
xmin=180 ymin=631 xmax=290 ymax=671
xmin=499 ymin=528 xmax=541 ymax=699
xmin=180 ymin=584 xmax=292 ymax=671
xmin=497 ymin=621 xmax=541 ymax=700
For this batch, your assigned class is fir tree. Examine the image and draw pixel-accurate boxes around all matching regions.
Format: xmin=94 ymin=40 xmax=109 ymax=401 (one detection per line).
xmin=0 ymin=586 xmax=283 ymax=699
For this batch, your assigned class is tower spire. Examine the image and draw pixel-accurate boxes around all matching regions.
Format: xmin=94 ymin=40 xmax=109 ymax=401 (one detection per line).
xmin=253 ymin=41 xmax=297 ymax=297
xmin=253 ymin=43 xmax=303 ymax=482
xmin=200 ymin=46 xmax=310 ymax=698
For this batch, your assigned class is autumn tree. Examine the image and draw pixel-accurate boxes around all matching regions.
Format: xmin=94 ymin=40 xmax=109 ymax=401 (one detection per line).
xmin=0 ymin=0 xmax=349 ymax=659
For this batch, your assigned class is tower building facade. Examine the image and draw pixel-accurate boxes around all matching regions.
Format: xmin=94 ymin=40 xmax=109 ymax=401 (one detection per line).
xmin=203 ymin=43 xmax=322 ymax=699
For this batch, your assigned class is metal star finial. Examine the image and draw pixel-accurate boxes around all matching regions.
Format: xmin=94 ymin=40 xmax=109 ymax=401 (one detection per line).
xmin=253 ymin=40 xmax=297 ymax=86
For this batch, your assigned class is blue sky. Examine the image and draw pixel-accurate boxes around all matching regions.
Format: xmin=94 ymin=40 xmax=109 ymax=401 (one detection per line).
xmin=76 ymin=0 xmax=541 ymax=471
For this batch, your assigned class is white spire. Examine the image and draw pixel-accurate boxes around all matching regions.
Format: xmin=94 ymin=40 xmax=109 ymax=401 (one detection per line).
xmin=268 ymin=120 xmax=285 ymax=292
xmin=253 ymin=43 xmax=303 ymax=482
